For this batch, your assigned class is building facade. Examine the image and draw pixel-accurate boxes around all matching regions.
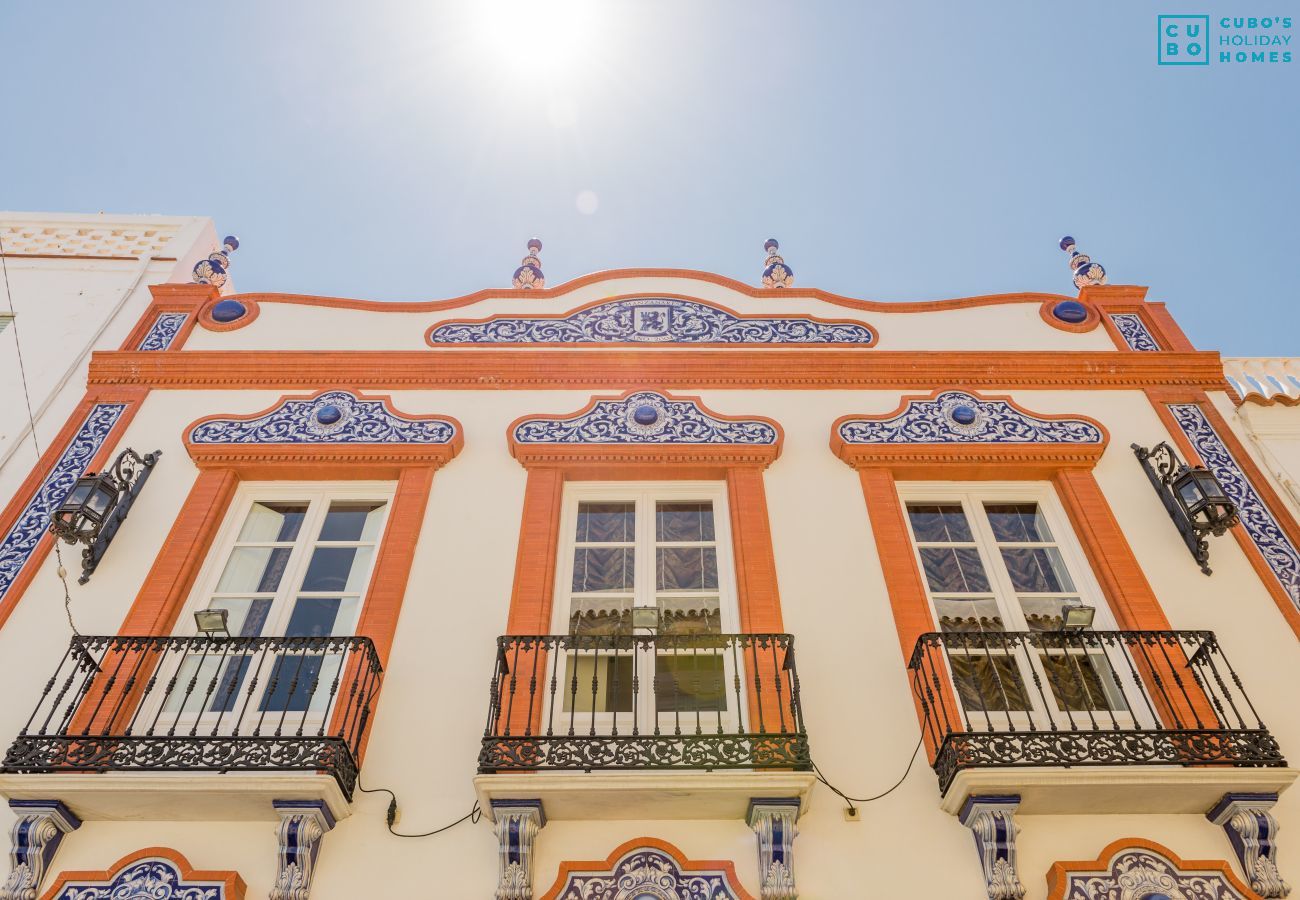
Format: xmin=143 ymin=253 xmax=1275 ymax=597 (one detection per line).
xmin=0 ymin=234 xmax=1296 ymax=899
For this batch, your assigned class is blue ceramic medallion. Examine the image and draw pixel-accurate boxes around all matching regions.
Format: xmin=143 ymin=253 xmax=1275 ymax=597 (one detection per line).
xmin=210 ymin=299 xmax=247 ymax=323
xmin=950 ymin=405 xmax=978 ymax=425
xmin=1052 ymin=300 xmax=1088 ymax=324
xmin=315 ymin=404 xmax=343 ymax=425
xmin=633 ymin=404 xmax=660 ymax=426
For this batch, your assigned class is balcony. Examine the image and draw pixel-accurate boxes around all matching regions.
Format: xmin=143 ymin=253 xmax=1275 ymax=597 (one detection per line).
xmin=0 ymin=634 xmax=382 ymax=821
xmin=909 ymin=629 xmax=1294 ymax=813
xmin=474 ymin=633 xmax=814 ymax=820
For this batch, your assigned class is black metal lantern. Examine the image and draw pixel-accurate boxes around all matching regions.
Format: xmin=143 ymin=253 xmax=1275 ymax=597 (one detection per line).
xmin=1133 ymin=442 xmax=1239 ymax=575
xmin=49 ymin=448 xmax=161 ymax=583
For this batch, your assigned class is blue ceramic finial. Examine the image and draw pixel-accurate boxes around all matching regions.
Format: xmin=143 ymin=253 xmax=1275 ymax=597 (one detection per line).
xmin=513 ymin=238 xmax=545 ymax=289
xmin=193 ymin=232 xmax=241 ymax=290
xmin=1059 ymin=234 xmax=1107 ymax=290
xmin=762 ymin=238 xmax=794 ymax=288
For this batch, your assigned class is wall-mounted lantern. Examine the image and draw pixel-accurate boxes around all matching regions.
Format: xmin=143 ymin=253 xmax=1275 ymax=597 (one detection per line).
xmin=1133 ymin=442 xmax=1239 ymax=575
xmin=49 ymin=448 xmax=160 ymax=584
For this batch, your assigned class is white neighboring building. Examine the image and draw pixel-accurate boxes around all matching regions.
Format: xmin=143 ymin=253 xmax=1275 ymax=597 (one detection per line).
xmin=0 ymin=212 xmax=221 ymax=507
xmin=1223 ymin=357 xmax=1300 ymax=517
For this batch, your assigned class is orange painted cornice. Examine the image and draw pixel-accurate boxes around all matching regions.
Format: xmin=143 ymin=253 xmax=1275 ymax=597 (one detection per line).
xmin=88 ymin=348 xmax=1230 ymax=391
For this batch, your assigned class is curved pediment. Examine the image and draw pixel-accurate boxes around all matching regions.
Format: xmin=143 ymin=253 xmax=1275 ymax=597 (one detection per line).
xmin=427 ymin=295 xmax=875 ymax=346
xmin=540 ymin=839 xmax=755 ymax=900
xmin=834 ymin=390 xmax=1106 ymax=446
xmin=187 ymin=390 xmax=459 ymax=446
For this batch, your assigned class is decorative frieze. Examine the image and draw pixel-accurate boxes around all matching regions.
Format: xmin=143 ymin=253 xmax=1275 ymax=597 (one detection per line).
xmin=491 ymin=800 xmax=544 ymax=900
xmin=40 ymin=849 xmax=244 ymax=900
xmin=1049 ymin=840 xmax=1257 ymax=900
xmin=1208 ymin=793 xmax=1290 ymax=898
xmin=1110 ymin=313 xmax=1161 ymax=351
xmin=1168 ymin=403 xmax=1300 ymax=612
xmin=0 ymin=403 xmax=126 ymax=604
xmin=542 ymin=840 xmax=749 ymax=900
xmin=188 ymin=390 xmax=458 ymax=446
xmin=136 ymin=312 xmax=188 ymax=351
xmin=271 ymin=800 xmax=335 ymax=900
xmin=427 ymin=296 xmax=873 ymax=345
xmin=512 ymin=390 xmax=778 ymax=446
xmin=1 ymin=800 xmax=80 ymax=900
xmin=836 ymin=390 xmax=1104 ymax=446
xmin=748 ymin=798 xmax=800 ymax=900
xmin=959 ymin=795 xmax=1026 ymax=900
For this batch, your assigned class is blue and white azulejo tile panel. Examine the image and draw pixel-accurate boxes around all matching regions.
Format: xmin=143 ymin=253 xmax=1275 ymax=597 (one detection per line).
xmin=549 ymin=846 xmax=744 ymax=900
xmin=837 ymin=391 xmax=1104 ymax=445
xmin=514 ymin=391 xmax=777 ymax=445
xmin=427 ymin=297 xmax=874 ymax=345
xmin=52 ymin=857 xmax=230 ymax=899
xmin=0 ymin=403 xmax=126 ymax=604
xmin=1169 ymin=402 xmax=1300 ymax=611
xmin=136 ymin=312 xmax=189 ymax=351
xmin=189 ymin=391 xmax=457 ymax=445
xmin=1109 ymin=313 xmax=1161 ymax=351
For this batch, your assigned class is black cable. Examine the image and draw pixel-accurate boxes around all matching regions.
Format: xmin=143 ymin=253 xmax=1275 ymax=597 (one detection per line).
xmin=811 ymin=731 xmax=925 ymax=811
xmin=356 ymin=780 xmax=482 ymax=838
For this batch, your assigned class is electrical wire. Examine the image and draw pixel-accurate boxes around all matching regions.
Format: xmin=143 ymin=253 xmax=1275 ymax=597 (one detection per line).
xmin=0 ymin=233 xmax=81 ymax=636
xmin=356 ymin=780 xmax=482 ymax=838
xmin=811 ymin=731 xmax=925 ymax=812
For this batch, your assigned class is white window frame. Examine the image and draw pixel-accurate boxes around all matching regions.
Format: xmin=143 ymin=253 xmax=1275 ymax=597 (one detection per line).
xmin=179 ymin=480 xmax=397 ymax=638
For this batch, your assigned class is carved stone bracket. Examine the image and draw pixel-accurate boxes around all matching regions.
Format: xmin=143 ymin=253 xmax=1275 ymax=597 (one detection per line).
xmin=492 ymin=800 xmax=545 ymax=900
xmin=1208 ymin=792 xmax=1291 ymax=898
xmin=747 ymin=798 xmax=800 ymax=900
xmin=959 ymin=795 xmax=1026 ymax=900
xmin=0 ymin=800 xmax=81 ymax=900
xmin=271 ymin=800 xmax=336 ymax=900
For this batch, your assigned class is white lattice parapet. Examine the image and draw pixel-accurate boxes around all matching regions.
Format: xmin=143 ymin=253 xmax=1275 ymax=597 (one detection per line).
xmin=0 ymin=217 xmax=183 ymax=259
xmin=1224 ymin=358 xmax=1300 ymax=405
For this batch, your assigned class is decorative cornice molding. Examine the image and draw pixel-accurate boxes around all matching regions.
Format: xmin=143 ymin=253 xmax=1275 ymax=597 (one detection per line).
xmin=508 ymin=390 xmax=782 ymax=469
xmin=88 ymin=350 xmax=1232 ymax=392
xmin=539 ymin=838 xmax=756 ymax=900
xmin=427 ymin=295 xmax=875 ymax=346
xmin=831 ymin=390 xmax=1108 ymax=472
xmin=183 ymin=390 xmax=462 ymax=474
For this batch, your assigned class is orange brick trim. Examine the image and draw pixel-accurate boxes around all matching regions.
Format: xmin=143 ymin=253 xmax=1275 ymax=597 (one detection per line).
xmin=425 ymin=291 xmax=879 ymax=348
xmin=196 ymin=294 xmax=261 ymax=332
xmin=1046 ymin=837 xmax=1260 ymax=900
xmin=87 ymin=349 xmax=1230 ymax=392
xmin=505 ymin=467 xmax=565 ymax=635
xmin=1052 ymin=469 xmax=1171 ymax=630
xmin=1038 ymin=296 xmax=1101 ymax=333
xmin=117 ymin=468 xmax=240 ymax=636
xmin=117 ymin=283 xmax=216 ymax=351
xmin=726 ymin=467 xmax=784 ymax=634
xmin=0 ymin=386 xmax=149 ymax=631
xmin=1146 ymin=389 xmax=1300 ymax=639
xmin=40 ymin=846 xmax=246 ymax=900
xmin=538 ymin=836 xmax=757 ymax=900
xmin=182 ymin=388 xmax=464 ymax=479
xmin=1081 ymin=284 xmax=1198 ymax=353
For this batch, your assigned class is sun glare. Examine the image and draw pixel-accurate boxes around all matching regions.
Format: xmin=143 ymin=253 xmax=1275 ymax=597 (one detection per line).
xmin=464 ymin=0 xmax=601 ymax=77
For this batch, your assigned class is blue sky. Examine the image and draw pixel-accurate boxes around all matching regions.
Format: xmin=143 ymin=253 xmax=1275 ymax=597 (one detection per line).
xmin=2 ymin=1 xmax=1296 ymax=354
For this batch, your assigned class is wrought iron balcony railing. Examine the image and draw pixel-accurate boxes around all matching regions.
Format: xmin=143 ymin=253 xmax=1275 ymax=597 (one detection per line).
xmin=478 ymin=633 xmax=809 ymax=773
xmin=1 ymin=634 xmax=382 ymax=799
xmin=908 ymin=629 xmax=1286 ymax=794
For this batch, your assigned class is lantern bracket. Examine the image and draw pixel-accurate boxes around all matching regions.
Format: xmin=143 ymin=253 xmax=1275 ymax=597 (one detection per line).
xmin=48 ymin=448 xmax=161 ymax=584
xmin=1133 ymin=441 xmax=1238 ymax=576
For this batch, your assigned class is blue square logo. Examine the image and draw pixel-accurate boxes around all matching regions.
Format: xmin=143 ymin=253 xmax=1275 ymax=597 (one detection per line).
xmin=1159 ymin=15 xmax=1211 ymax=64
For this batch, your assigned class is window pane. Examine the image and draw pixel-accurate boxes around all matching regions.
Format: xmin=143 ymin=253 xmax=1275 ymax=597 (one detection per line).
xmin=1018 ymin=597 xmax=1080 ymax=632
xmin=656 ymin=502 xmax=715 ymax=542
xmin=207 ymin=597 xmax=274 ymax=637
xmin=301 ymin=546 xmax=373 ymax=593
xmin=1040 ymin=652 xmax=1128 ymax=713
xmin=999 ymin=547 xmax=1075 ymax=593
xmin=561 ymin=655 xmax=634 ymax=713
xmin=216 ymin=546 xmax=292 ymax=593
xmin=237 ymin=502 xmax=307 ymax=543
xmin=658 ymin=596 xmax=721 ymax=634
xmin=318 ymin=501 xmax=386 ymax=542
xmin=571 ymin=547 xmax=634 ymax=592
xmin=657 ymin=547 xmax=718 ymax=591
xmin=934 ymin=597 xmax=1005 ymax=633
xmin=948 ymin=654 xmax=1032 ymax=712
xmin=655 ymin=653 xmax=726 ymax=713
xmin=575 ymin=502 xmax=634 ymax=543
xmin=919 ymin=547 xmax=990 ymax=593
xmin=284 ymin=596 xmax=357 ymax=636
xmin=907 ymin=504 xmax=974 ymax=543
xmin=985 ymin=503 xmax=1053 ymax=543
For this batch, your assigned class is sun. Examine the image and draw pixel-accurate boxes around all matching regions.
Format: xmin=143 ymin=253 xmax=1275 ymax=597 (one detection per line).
xmin=462 ymin=0 xmax=602 ymax=78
